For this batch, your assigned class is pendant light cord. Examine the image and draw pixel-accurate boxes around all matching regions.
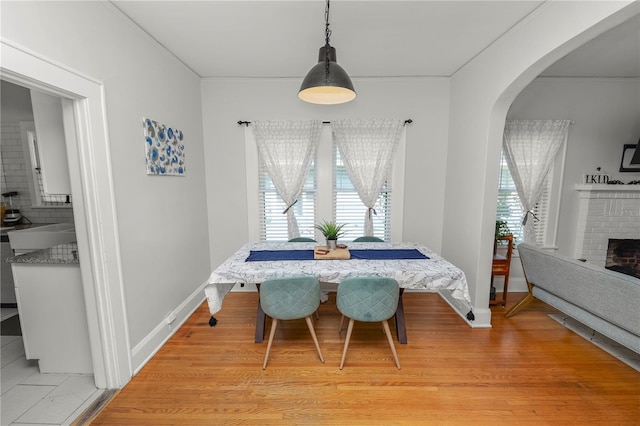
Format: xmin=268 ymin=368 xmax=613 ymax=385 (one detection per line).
xmin=324 ymin=0 xmax=332 ymax=75
xmin=325 ymin=0 xmax=332 ymax=47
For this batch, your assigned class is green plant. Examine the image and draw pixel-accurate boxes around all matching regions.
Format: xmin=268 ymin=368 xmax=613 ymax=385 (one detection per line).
xmin=314 ymin=220 xmax=346 ymax=240
xmin=495 ymin=220 xmax=512 ymax=238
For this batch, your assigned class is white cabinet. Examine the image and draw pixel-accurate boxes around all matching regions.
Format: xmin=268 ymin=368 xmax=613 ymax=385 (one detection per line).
xmin=11 ymin=262 xmax=93 ymax=374
xmin=30 ymin=90 xmax=71 ymax=194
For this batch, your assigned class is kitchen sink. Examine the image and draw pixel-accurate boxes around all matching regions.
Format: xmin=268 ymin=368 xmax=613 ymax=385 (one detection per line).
xmin=8 ymin=223 xmax=76 ymax=252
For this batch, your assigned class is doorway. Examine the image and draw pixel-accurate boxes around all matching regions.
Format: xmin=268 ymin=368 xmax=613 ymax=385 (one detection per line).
xmin=1 ymin=41 xmax=130 ymax=388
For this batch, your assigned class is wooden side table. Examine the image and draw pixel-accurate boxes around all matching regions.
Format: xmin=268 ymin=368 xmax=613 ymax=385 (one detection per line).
xmin=490 ymin=235 xmax=514 ymax=307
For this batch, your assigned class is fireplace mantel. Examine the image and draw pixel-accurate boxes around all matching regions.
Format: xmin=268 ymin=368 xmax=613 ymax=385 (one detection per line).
xmin=575 ymin=184 xmax=640 ymax=193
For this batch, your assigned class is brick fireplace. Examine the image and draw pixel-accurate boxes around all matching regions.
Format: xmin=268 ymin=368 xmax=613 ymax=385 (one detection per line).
xmin=574 ymin=185 xmax=640 ymax=267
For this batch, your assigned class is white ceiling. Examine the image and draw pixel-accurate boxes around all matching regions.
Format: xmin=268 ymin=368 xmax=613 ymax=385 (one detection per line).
xmin=540 ymin=14 xmax=639 ymax=78
xmin=110 ymin=0 xmax=639 ymax=79
xmin=3 ymin=1 xmax=638 ymax=123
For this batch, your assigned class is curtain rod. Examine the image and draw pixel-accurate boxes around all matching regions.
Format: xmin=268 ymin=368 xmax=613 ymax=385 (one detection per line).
xmin=237 ymin=119 xmax=412 ymax=127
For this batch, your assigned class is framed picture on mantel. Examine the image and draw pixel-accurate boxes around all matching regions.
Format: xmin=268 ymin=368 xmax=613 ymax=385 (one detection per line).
xmin=619 ymin=144 xmax=640 ymax=172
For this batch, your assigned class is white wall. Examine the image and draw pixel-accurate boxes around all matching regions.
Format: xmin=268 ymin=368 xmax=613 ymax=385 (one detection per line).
xmin=201 ymin=77 xmax=451 ymax=268
xmin=1 ymin=1 xmax=211 ymax=372
xmin=3 ymin=2 xmax=636 ymax=378
xmin=508 ymin=77 xmax=640 ymax=257
xmin=445 ymin=1 xmax=636 ymax=326
xmin=201 ymin=2 xmax=638 ymax=329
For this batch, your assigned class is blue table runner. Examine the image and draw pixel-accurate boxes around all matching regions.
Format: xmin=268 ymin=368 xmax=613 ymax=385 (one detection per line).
xmin=245 ymin=249 xmax=428 ymax=262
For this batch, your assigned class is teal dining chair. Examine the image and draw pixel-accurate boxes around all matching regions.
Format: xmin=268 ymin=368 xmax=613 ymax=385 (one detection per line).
xmin=259 ymin=276 xmax=325 ymax=369
xmin=337 ymin=277 xmax=401 ymax=370
xmin=352 ymin=236 xmax=384 ymax=242
xmin=288 ymin=237 xmax=317 ymax=242
xmin=289 ymin=236 xmax=323 ymax=317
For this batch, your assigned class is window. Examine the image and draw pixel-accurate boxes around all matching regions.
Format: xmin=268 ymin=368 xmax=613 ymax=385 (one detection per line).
xmin=259 ymin=156 xmax=316 ymax=241
xmin=496 ymin=151 xmax=550 ymax=245
xmin=334 ymin=147 xmax=391 ymax=241
xmin=252 ymin=127 xmax=402 ymax=242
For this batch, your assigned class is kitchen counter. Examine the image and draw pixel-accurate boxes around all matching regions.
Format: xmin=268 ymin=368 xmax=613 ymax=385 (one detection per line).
xmin=1 ymin=223 xmax=53 ymax=243
xmin=6 ymin=242 xmax=79 ymax=264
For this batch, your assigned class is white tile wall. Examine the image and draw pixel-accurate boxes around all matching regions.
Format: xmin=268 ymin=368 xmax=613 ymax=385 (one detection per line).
xmin=575 ymin=186 xmax=640 ymax=265
xmin=1 ymin=122 xmax=74 ymax=225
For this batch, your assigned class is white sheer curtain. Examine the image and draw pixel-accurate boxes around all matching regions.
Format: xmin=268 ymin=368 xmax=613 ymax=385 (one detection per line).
xmin=503 ymin=119 xmax=570 ymax=243
xmin=332 ymin=119 xmax=403 ymax=236
xmin=252 ymin=120 xmax=322 ymax=240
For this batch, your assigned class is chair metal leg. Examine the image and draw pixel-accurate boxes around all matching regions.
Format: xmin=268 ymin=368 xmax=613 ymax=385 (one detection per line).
xmin=262 ymin=318 xmax=279 ymax=369
xmin=504 ymin=281 xmax=534 ymax=318
xmin=504 ymin=292 xmax=534 ymax=318
xmin=382 ymin=320 xmax=401 ymax=370
xmin=339 ymin=318 xmax=355 ymax=370
xmin=304 ymin=316 xmax=325 ymax=363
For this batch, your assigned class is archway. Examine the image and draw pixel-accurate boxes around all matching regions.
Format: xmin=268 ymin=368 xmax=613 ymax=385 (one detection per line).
xmin=443 ymin=1 xmax=638 ymax=327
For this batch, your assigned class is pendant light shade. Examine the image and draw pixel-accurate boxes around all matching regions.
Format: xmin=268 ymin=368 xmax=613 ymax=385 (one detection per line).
xmin=298 ymin=1 xmax=356 ymax=105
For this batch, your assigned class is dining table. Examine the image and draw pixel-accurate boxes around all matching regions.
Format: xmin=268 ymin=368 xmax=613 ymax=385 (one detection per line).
xmin=203 ymin=241 xmax=472 ymax=344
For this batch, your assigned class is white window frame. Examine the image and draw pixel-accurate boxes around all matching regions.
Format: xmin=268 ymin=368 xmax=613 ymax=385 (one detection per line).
xmin=245 ymin=124 xmax=405 ymax=242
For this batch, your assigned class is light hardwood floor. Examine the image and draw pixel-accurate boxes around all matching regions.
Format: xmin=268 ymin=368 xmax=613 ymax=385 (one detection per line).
xmin=90 ymin=292 xmax=640 ymax=425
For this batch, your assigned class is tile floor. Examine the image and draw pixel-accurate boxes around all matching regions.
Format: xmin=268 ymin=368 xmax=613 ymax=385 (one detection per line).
xmin=1 ymin=308 xmax=104 ymax=425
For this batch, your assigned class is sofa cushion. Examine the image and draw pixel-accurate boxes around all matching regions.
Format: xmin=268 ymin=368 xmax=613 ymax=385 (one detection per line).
xmin=518 ymin=244 xmax=640 ymax=337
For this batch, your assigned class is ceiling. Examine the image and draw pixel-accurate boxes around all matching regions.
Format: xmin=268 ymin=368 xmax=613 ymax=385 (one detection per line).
xmin=110 ymin=0 xmax=639 ymax=79
xmin=3 ymin=1 xmax=638 ymax=123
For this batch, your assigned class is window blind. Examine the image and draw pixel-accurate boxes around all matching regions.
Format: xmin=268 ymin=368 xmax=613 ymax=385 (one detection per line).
xmin=334 ymin=147 xmax=391 ymax=241
xmin=257 ymin=130 xmax=395 ymax=243
xmin=496 ymin=151 xmax=549 ymax=245
xmin=259 ymin=156 xmax=317 ymax=241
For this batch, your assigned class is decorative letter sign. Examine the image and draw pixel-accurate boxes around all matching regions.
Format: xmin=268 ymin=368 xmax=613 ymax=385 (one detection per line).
xmin=584 ymin=167 xmax=609 ymax=184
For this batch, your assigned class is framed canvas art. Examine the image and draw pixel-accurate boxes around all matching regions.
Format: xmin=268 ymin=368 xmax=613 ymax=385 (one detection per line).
xmin=143 ymin=118 xmax=185 ymax=176
xmin=619 ymin=144 xmax=640 ymax=172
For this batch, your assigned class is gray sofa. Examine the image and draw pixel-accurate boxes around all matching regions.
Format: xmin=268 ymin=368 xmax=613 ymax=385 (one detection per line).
xmin=505 ymin=243 xmax=640 ymax=354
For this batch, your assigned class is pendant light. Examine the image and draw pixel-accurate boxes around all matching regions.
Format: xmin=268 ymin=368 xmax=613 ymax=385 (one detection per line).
xmin=298 ymin=0 xmax=356 ymax=105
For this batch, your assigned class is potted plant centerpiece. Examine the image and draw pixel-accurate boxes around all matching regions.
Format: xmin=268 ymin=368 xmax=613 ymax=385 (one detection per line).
xmin=315 ymin=220 xmax=346 ymax=251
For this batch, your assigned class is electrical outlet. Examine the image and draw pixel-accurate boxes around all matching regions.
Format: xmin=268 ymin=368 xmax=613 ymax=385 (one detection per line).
xmin=165 ymin=311 xmax=177 ymax=324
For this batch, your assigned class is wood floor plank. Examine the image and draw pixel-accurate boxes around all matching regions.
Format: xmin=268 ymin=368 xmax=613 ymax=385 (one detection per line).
xmin=90 ymin=292 xmax=640 ymax=425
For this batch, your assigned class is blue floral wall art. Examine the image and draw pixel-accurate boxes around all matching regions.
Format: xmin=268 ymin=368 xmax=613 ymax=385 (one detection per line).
xmin=143 ymin=118 xmax=186 ymax=176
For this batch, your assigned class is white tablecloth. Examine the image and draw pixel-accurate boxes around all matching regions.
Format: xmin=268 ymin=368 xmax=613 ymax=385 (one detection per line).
xmin=204 ymin=242 xmax=471 ymax=315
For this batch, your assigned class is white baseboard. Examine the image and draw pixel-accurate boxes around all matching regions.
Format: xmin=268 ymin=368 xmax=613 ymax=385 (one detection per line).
xmin=437 ymin=289 xmax=491 ymax=328
xmin=491 ymin=276 xmax=527 ymax=292
xmin=130 ymin=283 xmax=207 ymax=375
